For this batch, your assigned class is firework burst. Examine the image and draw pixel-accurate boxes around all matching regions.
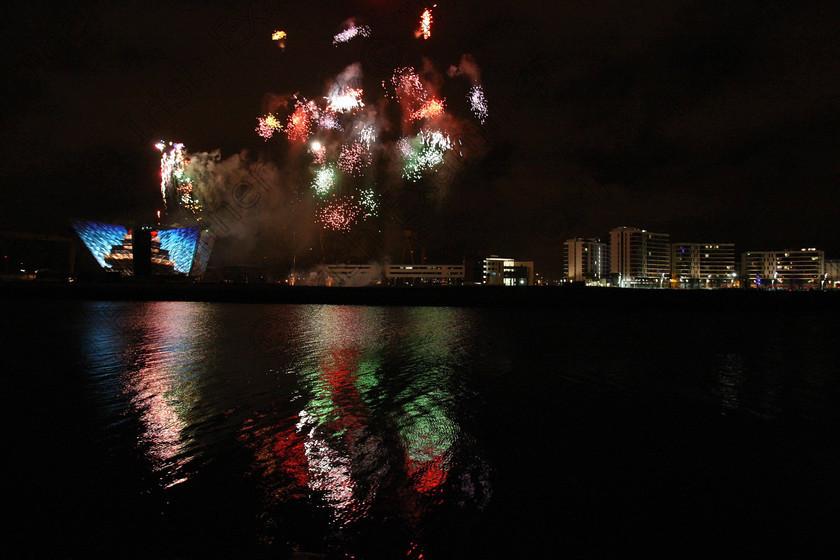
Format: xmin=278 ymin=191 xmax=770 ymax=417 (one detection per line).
xmin=412 ymin=98 xmax=446 ymax=121
xmin=318 ymin=111 xmax=343 ymax=131
xmin=255 ymin=114 xmax=282 ymax=140
xmin=286 ymin=99 xmax=315 ymax=141
xmin=338 ymin=141 xmax=370 ymax=176
xmin=359 ymin=188 xmax=379 ymax=218
xmin=326 ymin=87 xmax=365 ymax=113
xmin=402 ymin=129 xmax=452 ymax=180
xmin=318 ymin=197 xmax=361 ymax=231
xmin=311 ymin=164 xmax=338 ymax=197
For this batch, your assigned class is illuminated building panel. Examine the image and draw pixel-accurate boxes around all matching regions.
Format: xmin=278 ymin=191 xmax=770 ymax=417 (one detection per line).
xmin=191 ymin=232 xmax=214 ymax=275
xmin=70 ymin=219 xmax=128 ymax=269
xmin=158 ymin=228 xmax=199 ymax=274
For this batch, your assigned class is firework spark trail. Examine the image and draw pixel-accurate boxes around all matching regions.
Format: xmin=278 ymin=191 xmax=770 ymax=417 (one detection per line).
xmin=358 ymin=124 xmax=376 ymax=147
xmin=156 ymin=141 xmax=187 ymax=209
xmin=272 ymin=30 xmax=287 ymax=50
xmin=389 ymin=67 xmax=429 ymax=123
xmin=155 ymin=141 xmax=206 ymax=214
xmin=420 ymin=128 xmax=452 ymax=152
xmin=333 ymin=23 xmax=371 ymax=45
xmin=401 ymin=129 xmax=452 ymax=180
xmin=418 ymin=6 xmax=435 ymax=40
xmin=469 ymin=85 xmax=488 ymax=124
xmin=177 ymin=182 xmax=201 ymax=213
xmin=318 ymin=197 xmax=361 ymax=231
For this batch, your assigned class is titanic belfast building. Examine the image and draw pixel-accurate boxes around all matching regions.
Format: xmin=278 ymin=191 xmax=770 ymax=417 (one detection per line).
xmin=71 ymin=219 xmax=213 ymax=277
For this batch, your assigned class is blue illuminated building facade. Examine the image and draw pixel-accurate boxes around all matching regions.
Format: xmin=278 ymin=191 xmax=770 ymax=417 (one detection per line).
xmin=71 ymin=219 xmax=212 ymax=276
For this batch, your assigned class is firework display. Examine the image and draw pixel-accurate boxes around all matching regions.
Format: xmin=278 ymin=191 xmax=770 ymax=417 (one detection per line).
xmin=153 ymin=7 xmax=487 ymax=241
xmin=156 ymin=141 xmax=204 ymax=214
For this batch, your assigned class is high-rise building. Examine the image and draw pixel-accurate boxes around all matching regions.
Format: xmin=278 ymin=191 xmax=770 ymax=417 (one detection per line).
xmin=670 ymin=242 xmax=736 ymax=288
xmin=563 ymin=238 xmax=609 ymax=283
xmin=741 ymin=248 xmax=825 ymax=289
xmin=609 ymin=227 xmax=670 ymax=287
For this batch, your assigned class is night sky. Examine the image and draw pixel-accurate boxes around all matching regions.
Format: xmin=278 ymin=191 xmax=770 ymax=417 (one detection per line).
xmin=2 ymin=0 xmax=838 ymax=276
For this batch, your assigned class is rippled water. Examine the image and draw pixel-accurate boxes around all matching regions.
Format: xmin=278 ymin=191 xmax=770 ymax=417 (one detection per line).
xmin=4 ymin=298 xmax=839 ymax=558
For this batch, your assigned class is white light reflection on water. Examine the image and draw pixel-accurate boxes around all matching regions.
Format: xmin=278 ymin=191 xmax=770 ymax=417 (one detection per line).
xmin=82 ymin=301 xmax=214 ymax=489
xmin=716 ymin=352 xmax=745 ymax=413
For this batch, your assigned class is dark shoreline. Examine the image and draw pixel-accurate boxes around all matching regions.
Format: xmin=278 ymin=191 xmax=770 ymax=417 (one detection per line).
xmin=2 ymin=281 xmax=838 ymax=310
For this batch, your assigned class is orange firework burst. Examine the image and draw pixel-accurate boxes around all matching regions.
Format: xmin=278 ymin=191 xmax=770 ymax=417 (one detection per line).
xmin=412 ymin=98 xmax=445 ymax=121
xmin=286 ymin=101 xmax=313 ymax=141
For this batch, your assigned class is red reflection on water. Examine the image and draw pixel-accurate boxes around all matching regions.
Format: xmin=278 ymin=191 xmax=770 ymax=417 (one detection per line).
xmin=272 ymin=428 xmax=309 ymax=488
xmin=407 ymin=453 xmax=448 ymax=494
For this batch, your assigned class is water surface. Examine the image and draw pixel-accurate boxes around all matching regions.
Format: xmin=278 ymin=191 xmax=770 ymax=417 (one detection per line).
xmin=4 ymin=298 xmax=838 ymax=558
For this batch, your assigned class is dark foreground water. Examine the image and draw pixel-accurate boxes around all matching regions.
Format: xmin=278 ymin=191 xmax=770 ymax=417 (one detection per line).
xmin=4 ymin=296 xmax=839 ymax=558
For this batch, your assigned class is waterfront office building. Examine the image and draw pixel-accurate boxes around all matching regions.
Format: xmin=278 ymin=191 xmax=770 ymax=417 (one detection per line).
xmin=741 ymin=249 xmax=825 ymax=289
xmin=670 ymin=242 xmax=736 ymax=288
xmin=386 ymin=264 xmax=465 ymax=285
xmin=563 ymin=238 xmax=609 ymax=283
xmin=483 ymin=257 xmax=535 ymax=286
xmin=609 ymin=227 xmax=670 ymax=287
xmin=826 ymin=259 xmax=840 ymax=288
